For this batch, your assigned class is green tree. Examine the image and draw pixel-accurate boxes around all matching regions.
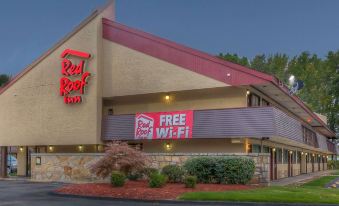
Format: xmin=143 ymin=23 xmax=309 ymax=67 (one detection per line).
xmin=218 ymin=51 xmax=338 ymax=136
xmin=218 ymin=53 xmax=249 ymax=67
xmin=0 ymin=74 xmax=10 ymax=87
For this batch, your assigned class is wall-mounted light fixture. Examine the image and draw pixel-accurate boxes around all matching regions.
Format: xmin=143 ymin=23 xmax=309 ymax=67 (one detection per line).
xmin=301 ymin=152 xmax=304 ymax=155
xmin=19 ymin=147 xmax=24 ymax=152
xmin=165 ymin=142 xmax=172 ymax=151
xmin=246 ymin=90 xmax=250 ymax=96
xmin=305 ymin=153 xmax=308 ymax=156
xmin=272 ymin=148 xmax=276 ymax=152
xmin=48 ymin=146 xmax=54 ymax=152
xmin=312 ymin=154 xmax=315 ymax=157
xmin=78 ymin=145 xmax=84 ymax=152
xmin=289 ymin=151 xmax=293 ymax=154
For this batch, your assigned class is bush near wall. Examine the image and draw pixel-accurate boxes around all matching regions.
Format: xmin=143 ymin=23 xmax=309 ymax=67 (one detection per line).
xmin=184 ymin=157 xmax=255 ymax=184
xmin=328 ymin=160 xmax=339 ymax=170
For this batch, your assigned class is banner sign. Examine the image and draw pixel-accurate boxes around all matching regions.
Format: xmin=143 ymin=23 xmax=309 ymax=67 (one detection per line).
xmin=135 ymin=110 xmax=193 ymax=140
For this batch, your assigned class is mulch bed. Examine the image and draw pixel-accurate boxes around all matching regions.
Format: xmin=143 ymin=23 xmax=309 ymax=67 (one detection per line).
xmin=55 ymin=180 xmax=254 ymax=200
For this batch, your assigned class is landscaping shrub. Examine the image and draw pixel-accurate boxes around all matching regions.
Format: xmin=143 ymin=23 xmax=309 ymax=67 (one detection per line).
xmin=161 ymin=165 xmax=185 ymax=183
xmin=215 ymin=157 xmax=255 ymax=184
xmin=143 ymin=167 xmax=159 ymax=179
xmin=184 ymin=157 xmax=218 ymax=183
xmin=184 ymin=175 xmax=197 ymax=188
xmin=111 ymin=171 xmax=126 ymax=187
xmin=148 ymin=173 xmax=168 ymax=188
xmin=184 ymin=156 xmax=255 ymax=184
xmin=127 ymin=170 xmax=143 ymax=181
xmin=328 ymin=160 xmax=339 ymax=170
xmin=90 ymin=141 xmax=150 ymax=178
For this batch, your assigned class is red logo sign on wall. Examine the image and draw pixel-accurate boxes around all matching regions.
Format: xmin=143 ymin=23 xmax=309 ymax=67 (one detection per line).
xmin=135 ymin=110 xmax=193 ymax=139
xmin=59 ymin=49 xmax=91 ymax=104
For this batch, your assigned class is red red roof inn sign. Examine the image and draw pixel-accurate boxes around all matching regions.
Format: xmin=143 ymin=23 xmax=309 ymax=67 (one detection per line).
xmin=59 ymin=49 xmax=91 ymax=104
xmin=135 ymin=110 xmax=193 ymax=139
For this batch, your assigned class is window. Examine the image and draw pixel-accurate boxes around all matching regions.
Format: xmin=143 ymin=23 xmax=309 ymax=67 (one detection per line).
xmin=297 ymin=151 xmax=301 ymax=164
xmin=263 ymin=146 xmax=270 ymax=153
xmin=283 ymin=149 xmax=289 ymax=164
xmin=108 ymin=108 xmax=113 ymax=115
xmin=276 ymin=148 xmax=282 ymax=164
xmin=262 ymin=98 xmax=270 ymax=106
xmin=248 ymin=93 xmax=261 ymax=107
xmin=252 ymin=144 xmax=261 ymax=153
xmin=293 ymin=151 xmax=297 ymax=164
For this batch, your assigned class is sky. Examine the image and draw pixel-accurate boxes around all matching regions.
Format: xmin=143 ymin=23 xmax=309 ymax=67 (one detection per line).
xmin=1 ymin=0 xmax=339 ymax=75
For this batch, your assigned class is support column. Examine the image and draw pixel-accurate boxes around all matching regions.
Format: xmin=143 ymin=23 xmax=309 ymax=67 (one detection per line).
xmin=0 ymin=147 xmax=8 ymax=178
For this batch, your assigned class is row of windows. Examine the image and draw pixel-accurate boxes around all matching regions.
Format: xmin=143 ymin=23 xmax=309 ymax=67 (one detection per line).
xmin=247 ymin=93 xmax=270 ymax=107
xmin=249 ymin=144 xmax=327 ymax=164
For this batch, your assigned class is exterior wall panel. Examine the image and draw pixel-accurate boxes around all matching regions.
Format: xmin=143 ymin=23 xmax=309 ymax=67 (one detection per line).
xmin=192 ymin=107 xmax=275 ymax=138
xmin=102 ymin=107 xmax=331 ymax=154
xmin=273 ymin=108 xmax=303 ymax=143
xmin=317 ymin=134 xmax=329 ymax=151
xmin=103 ymin=107 xmax=277 ymax=140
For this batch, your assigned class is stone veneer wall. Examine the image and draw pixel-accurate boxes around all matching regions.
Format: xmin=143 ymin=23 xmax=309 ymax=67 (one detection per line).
xmin=31 ymin=153 xmax=270 ymax=185
xmin=31 ymin=153 xmax=105 ymax=182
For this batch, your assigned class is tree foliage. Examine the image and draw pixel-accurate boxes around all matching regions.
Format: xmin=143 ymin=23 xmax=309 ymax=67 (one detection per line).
xmin=90 ymin=141 xmax=150 ymax=178
xmin=0 ymin=74 xmax=10 ymax=87
xmin=218 ymin=51 xmax=339 ymax=135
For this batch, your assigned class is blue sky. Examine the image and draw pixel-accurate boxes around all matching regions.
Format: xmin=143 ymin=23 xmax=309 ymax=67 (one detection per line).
xmin=1 ymin=0 xmax=339 ymax=75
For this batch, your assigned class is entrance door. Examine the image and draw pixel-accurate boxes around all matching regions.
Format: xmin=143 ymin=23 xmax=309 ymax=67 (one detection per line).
xmin=318 ymin=156 xmax=320 ymax=171
xmin=270 ymin=148 xmax=277 ymax=180
xmin=312 ymin=156 xmax=315 ymax=172
xmin=26 ymin=147 xmax=36 ymax=177
xmin=288 ymin=152 xmax=293 ymax=177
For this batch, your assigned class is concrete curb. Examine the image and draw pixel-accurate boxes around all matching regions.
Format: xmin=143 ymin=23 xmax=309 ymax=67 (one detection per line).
xmin=50 ymin=191 xmax=339 ymax=206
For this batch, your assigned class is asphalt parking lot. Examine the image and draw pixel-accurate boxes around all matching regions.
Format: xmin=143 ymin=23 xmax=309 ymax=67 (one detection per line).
xmin=0 ymin=180 xmax=336 ymax=206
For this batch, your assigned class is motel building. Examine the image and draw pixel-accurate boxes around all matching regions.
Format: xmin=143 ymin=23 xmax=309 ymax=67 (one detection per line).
xmin=0 ymin=2 xmax=337 ymax=184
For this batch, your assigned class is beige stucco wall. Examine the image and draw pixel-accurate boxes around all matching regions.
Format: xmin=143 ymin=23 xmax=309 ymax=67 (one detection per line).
xmin=104 ymin=87 xmax=247 ymax=115
xmin=139 ymin=139 xmax=245 ymax=153
xmin=102 ymin=40 xmax=227 ymax=98
xmin=17 ymin=147 xmax=27 ymax=176
xmin=0 ymin=8 xmax=115 ymax=146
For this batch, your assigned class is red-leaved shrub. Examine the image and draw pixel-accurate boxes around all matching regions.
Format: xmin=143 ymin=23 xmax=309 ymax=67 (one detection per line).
xmin=90 ymin=141 xmax=150 ymax=178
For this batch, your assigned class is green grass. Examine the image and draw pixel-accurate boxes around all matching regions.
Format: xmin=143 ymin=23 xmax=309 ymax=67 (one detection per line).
xmin=302 ymin=176 xmax=338 ymax=187
xmin=179 ymin=176 xmax=339 ymax=204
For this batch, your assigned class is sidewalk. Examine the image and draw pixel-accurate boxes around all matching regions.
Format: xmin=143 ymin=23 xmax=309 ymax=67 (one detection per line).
xmin=270 ymin=170 xmax=339 ymax=186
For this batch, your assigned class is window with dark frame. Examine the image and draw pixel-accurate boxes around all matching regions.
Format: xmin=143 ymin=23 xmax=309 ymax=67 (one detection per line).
xmin=276 ymin=148 xmax=282 ymax=164
xmin=247 ymin=93 xmax=261 ymax=107
xmin=251 ymin=144 xmax=261 ymax=153
xmin=297 ymin=151 xmax=301 ymax=164
xmin=283 ymin=149 xmax=288 ymax=164
xmin=262 ymin=98 xmax=270 ymax=106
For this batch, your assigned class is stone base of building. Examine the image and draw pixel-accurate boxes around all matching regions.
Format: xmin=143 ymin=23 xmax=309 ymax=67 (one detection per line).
xmin=31 ymin=152 xmax=270 ymax=185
